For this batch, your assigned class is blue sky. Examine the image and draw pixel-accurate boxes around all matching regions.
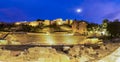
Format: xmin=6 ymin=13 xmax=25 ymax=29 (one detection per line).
xmin=0 ymin=0 xmax=120 ymax=23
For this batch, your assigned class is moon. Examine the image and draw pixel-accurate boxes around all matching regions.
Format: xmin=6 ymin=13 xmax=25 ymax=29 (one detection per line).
xmin=76 ymin=8 xmax=82 ymax=13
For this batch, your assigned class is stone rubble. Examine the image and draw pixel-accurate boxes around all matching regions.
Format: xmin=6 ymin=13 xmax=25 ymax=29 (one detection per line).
xmin=0 ymin=43 xmax=119 ymax=62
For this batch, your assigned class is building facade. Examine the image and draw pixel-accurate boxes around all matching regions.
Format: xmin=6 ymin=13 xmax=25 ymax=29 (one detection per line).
xmin=72 ymin=21 xmax=88 ymax=34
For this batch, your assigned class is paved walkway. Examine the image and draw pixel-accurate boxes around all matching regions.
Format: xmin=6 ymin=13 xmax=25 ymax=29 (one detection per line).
xmin=98 ymin=47 xmax=120 ymax=62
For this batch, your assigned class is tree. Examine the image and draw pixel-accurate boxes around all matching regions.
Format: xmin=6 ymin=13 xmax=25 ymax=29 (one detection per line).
xmin=102 ymin=19 xmax=109 ymax=29
xmin=87 ymin=23 xmax=99 ymax=31
xmin=21 ymin=24 xmax=32 ymax=32
xmin=107 ymin=20 xmax=120 ymax=37
xmin=36 ymin=19 xmax=44 ymax=21
xmin=102 ymin=19 xmax=109 ymax=23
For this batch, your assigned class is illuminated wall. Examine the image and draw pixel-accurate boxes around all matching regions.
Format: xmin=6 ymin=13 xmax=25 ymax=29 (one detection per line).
xmin=43 ymin=20 xmax=51 ymax=25
xmin=29 ymin=21 xmax=40 ymax=27
xmin=55 ymin=18 xmax=63 ymax=25
xmin=72 ymin=21 xmax=88 ymax=34
xmin=78 ymin=22 xmax=88 ymax=34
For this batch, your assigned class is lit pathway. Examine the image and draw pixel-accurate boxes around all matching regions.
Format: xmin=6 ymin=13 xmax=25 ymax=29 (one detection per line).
xmin=98 ymin=47 xmax=120 ymax=62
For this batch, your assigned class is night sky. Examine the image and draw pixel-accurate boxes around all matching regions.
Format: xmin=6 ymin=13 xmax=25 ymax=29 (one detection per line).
xmin=0 ymin=0 xmax=120 ymax=23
